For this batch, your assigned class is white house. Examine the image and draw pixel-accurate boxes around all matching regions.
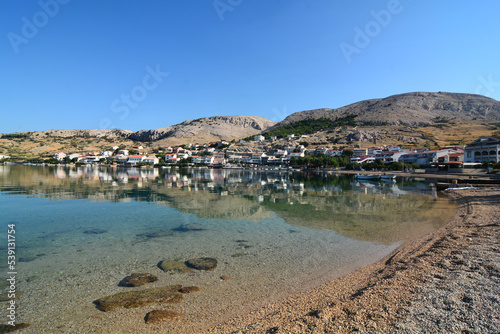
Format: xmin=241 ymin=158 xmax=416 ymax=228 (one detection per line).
xmin=82 ymin=156 xmax=104 ymax=164
xmin=201 ymin=156 xmax=214 ymax=165
xmin=251 ymin=153 xmax=267 ymax=164
xmin=118 ymin=149 xmax=129 ymax=156
xmin=165 ymin=154 xmax=179 ymax=164
xmin=190 ymin=156 xmax=202 ymax=164
xmin=375 ymin=151 xmax=409 ymax=164
xmin=212 ymin=158 xmax=226 ymax=165
xmin=241 ymin=155 xmax=253 ymax=164
xmin=143 ymin=156 xmax=159 ymax=164
xmin=274 ymin=150 xmax=288 ymax=158
xmin=399 ymin=149 xmax=460 ymax=166
xmin=115 ymin=155 xmax=129 ymax=163
xmin=213 ymin=152 xmax=225 ymax=160
xmin=325 ymin=149 xmax=342 ymax=157
xmin=254 ymin=135 xmax=265 ymax=142
xmin=127 ymin=155 xmax=145 ymax=164
xmin=67 ymin=153 xmax=80 ymax=160
xmin=288 ymin=152 xmax=305 ymax=159
xmin=464 ymin=136 xmax=500 ymax=163
xmin=53 ymin=152 xmax=67 ymax=161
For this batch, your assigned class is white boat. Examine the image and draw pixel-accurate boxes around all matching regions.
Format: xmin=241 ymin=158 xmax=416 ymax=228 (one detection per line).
xmin=380 ymin=174 xmax=397 ymax=180
xmin=354 ymin=174 xmax=380 ymax=180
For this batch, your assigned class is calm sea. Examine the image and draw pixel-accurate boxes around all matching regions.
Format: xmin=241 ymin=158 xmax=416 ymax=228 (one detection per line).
xmin=0 ymin=165 xmax=456 ymax=332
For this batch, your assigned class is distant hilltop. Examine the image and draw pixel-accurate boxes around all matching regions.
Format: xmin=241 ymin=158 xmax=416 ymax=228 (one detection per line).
xmin=275 ymin=92 xmax=500 ymax=128
xmin=2 ymin=92 xmax=500 ymax=147
xmin=4 ymin=116 xmax=276 ymax=145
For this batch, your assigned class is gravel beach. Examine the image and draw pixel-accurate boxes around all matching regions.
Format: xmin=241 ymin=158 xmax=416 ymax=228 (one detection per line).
xmin=207 ymin=187 xmax=500 ymax=333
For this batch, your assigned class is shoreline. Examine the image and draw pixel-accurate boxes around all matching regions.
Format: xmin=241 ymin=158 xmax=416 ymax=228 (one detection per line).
xmin=207 ymin=186 xmax=500 ymax=333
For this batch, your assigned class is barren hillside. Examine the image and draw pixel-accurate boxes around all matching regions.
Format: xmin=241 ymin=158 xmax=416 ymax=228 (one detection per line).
xmin=277 ymin=92 xmax=500 ymax=127
xmin=130 ymin=116 xmax=275 ymax=144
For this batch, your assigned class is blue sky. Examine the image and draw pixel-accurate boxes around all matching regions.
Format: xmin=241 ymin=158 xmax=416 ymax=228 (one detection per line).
xmin=1 ymin=0 xmax=500 ymax=134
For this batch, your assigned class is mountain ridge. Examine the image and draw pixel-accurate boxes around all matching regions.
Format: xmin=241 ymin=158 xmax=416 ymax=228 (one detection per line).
xmin=274 ymin=92 xmax=500 ymax=128
xmin=2 ymin=92 xmax=500 ymax=150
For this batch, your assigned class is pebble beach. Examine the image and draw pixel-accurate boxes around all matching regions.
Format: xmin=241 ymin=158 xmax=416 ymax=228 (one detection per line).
xmin=206 ymin=187 xmax=500 ymax=333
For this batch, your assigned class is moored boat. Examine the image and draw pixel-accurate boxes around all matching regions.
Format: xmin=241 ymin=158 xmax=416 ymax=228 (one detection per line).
xmin=355 ymin=174 xmax=380 ymax=180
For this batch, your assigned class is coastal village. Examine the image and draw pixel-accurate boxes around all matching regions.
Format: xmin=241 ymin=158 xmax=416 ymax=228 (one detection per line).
xmin=6 ymin=134 xmax=498 ymax=171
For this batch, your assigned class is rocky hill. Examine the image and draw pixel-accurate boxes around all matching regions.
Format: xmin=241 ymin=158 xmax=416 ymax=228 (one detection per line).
xmin=129 ymin=116 xmax=275 ymax=144
xmin=19 ymin=128 xmax=133 ymax=139
xmin=276 ymin=92 xmax=500 ymax=127
xmin=2 ymin=92 xmax=500 ymax=159
xmin=4 ymin=116 xmax=275 ymax=143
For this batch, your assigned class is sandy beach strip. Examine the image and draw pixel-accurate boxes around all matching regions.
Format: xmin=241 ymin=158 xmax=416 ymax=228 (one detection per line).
xmin=207 ymin=187 xmax=500 ymax=333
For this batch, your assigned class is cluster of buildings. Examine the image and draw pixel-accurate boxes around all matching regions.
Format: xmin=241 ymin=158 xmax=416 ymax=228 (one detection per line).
xmin=49 ymin=135 xmax=500 ymax=168
xmin=53 ymin=146 xmax=160 ymax=165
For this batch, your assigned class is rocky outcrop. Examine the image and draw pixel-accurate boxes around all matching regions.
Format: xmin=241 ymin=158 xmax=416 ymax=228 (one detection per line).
xmin=128 ymin=116 xmax=276 ymax=142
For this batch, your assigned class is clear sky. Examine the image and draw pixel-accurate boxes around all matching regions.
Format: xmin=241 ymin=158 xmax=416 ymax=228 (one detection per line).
xmin=1 ymin=0 xmax=500 ymax=134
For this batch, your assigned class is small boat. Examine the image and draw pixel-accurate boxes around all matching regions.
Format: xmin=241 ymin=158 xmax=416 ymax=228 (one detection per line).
xmin=380 ymin=174 xmax=397 ymax=180
xmin=355 ymin=174 xmax=380 ymax=180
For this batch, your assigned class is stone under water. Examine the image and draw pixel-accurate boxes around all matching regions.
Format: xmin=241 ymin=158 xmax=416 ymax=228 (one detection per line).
xmin=0 ymin=323 xmax=30 ymax=333
xmin=172 ymin=224 xmax=205 ymax=232
xmin=185 ymin=257 xmax=218 ymax=271
xmin=159 ymin=260 xmax=190 ymax=273
xmin=94 ymin=285 xmax=183 ymax=312
xmin=83 ymin=228 xmax=107 ymax=234
xmin=179 ymin=286 xmax=201 ymax=293
xmin=145 ymin=310 xmax=184 ymax=323
xmin=119 ymin=273 xmax=158 ymax=287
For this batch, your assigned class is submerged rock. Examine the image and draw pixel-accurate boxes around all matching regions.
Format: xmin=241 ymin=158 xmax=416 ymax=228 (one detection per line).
xmin=0 ymin=291 xmax=21 ymax=302
xmin=179 ymin=286 xmax=201 ymax=293
xmin=136 ymin=231 xmax=173 ymax=239
xmin=83 ymin=228 xmax=107 ymax=235
xmin=145 ymin=310 xmax=184 ymax=323
xmin=185 ymin=257 xmax=218 ymax=271
xmin=0 ymin=323 xmax=30 ymax=332
xmin=18 ymin=256 xmax=38 ymax=263
xmin=159 ymin=260 xmax=190 ymax=273
xmin=119 ymin=273 xmax=158 ymax=287
xmin=93 ymin=285 xmax=182 ymax=312
xmin=172 ymin=224 xmax=205 ymax=232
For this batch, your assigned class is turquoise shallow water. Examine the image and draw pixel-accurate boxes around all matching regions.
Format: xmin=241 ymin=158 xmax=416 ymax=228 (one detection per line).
xmin=0 ymin=165 xmax=456 ymax=332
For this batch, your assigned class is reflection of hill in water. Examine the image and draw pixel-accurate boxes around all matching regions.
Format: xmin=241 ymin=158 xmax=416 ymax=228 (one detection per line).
xmin=0 ymin=165 xmax=456 ymax=244
xmin=155 ymin=189 xmax=272 ymax=221
xmin=0 ymin=165 xmax=273 ymax=221
xmin=261 ymin=193 xmax=456 ymax=244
